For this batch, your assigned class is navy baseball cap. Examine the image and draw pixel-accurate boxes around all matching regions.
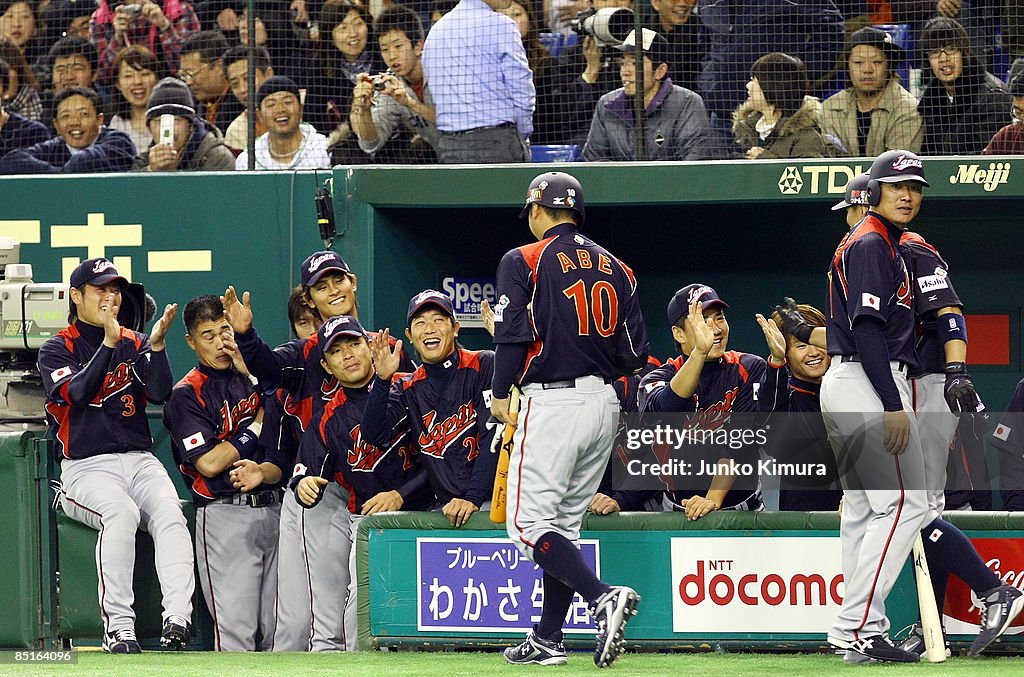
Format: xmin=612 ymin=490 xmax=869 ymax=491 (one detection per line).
xmin=301 ymin=250 xmax=351 ymax=287
xmin=407 ymin=289 xmax=455 ymax=326
xmin=831 ymin=173 xmax=872 ymax=211
xmin=70 ymin=257 xmax=128 ymax=288
xmin=667 ymin=283 xmax=729 ymax=326
xmin=317 ymin=314 xmax=367 ymax=355
xmin=869 ymin=149 xmax=929 ymax=186
xmin=520 ymin=171 xmax=585 ymax=222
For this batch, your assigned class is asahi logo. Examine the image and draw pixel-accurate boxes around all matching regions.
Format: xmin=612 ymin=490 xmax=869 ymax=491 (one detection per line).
xmin=949 ymin=162 xmax=1011 ymax=192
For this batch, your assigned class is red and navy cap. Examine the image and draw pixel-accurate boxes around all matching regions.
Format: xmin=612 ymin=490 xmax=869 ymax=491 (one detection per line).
xmin=301 ymin=250 xmax=351 ymax=287
xmin=667 ymin=283 xmax=729 ymax=326
xmin=831 ymin=173 xmax=871 ymax=211
xmin=317 ymin=314 xmax=367 ymax=355
xmin=407 ymin=289 xmax=455 ymax=326
xmin=70 ymin=257 xmax=128 ymax=288
xmin=519 ymin=171 xmax=585 ymax=222
xmin=869 ymin=149 xmax=929 ymax=186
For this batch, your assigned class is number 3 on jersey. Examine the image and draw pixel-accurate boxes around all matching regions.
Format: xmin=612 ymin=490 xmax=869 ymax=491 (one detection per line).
xmin=563 ymin=279 xmax=619 ymax=337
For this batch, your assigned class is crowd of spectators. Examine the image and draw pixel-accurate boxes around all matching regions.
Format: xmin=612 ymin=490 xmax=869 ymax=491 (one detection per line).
xmin=1 ymin=0 xmax=1024 ymax=170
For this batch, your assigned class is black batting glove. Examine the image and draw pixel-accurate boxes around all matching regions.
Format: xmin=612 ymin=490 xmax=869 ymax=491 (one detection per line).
xmin=944 ymin=362 xmax=984 ymax=415
xmin=773 ymin=297 xmax=814 ymax=343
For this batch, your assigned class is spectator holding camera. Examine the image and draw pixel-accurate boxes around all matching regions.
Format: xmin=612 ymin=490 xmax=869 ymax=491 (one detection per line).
xmin=350 ymin=4 xmax=438 ymax=163
xmin=90 ymin=0 xmax=201 ymax=87
xmin=134 ymin=76 xmax=235 ymax=170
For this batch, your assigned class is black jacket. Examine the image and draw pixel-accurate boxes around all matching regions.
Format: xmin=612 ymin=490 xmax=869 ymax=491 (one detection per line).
xmin=0 ymin=126 xmax=136 ymax=174
xmin=920 ymin=61 xmax=1011 ymax=156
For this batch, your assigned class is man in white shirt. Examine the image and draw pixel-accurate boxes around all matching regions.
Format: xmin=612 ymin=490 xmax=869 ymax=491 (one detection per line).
xmin=236 ymin=76 xmax=330 ymax=170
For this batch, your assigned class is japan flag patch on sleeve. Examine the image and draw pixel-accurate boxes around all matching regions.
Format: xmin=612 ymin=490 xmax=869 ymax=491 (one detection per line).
xmin=861 ymin=293 xmax=881 ymax=311
xmin=994 ymin=424 xmax=1012 ymax=442
xmin=182 ymin=432 xmax=206 ymax=451
xmin=50 ymin=366 xmax=72 ymax=382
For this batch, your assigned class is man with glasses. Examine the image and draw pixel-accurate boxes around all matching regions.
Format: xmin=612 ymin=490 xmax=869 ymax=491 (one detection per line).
xmin=179 ymin=30 xmax=240 ymax=132
xmin=982 ymin=72 xmax=1024 ymax=154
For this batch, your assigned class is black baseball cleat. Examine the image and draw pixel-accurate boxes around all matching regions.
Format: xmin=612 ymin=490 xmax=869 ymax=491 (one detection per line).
xmin=160 ymin=615 xmax=191 ymax=650
xmin=504 ymin=630 xmax=568 ymax=665
xmin=968 ymin=584 xmax=1024 ymax=656
xmin=895 ymin=622 xmax=951 ymax=660
xmin=590 ymin=585 xmax=640 ymax=668
xmin=103 ymin=628 xmax=142 ymax=654
xmin=846 ymin=634 xmax=920 ymax=663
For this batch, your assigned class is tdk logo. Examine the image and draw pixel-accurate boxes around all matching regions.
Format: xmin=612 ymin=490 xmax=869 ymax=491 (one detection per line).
xmin=778 ymin=165 xmax=867 ymax=195
xmin=949 ymin=162 xmax=1011 ymax=192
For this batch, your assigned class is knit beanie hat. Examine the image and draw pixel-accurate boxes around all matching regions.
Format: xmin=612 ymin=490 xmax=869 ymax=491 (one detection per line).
xmin=146 ymin=77 xmax=197 ymax=122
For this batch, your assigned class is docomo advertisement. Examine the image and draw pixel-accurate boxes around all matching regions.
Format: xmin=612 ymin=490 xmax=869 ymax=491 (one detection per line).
xmin=671 ymin=537 xmax=844 ymax=633
xmin=944 ymin=538 xmax=1024 ymax=636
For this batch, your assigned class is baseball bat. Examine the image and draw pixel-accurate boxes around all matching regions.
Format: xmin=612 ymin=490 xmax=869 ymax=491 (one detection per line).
xmin=489 ymin=388 xmax=520 ymax=524
xmin=913 ymin=534 xmax=947 ymax=663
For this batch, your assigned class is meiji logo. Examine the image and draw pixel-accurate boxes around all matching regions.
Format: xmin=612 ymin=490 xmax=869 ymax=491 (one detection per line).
xmin=307 ymin=253 xmax=337 ymax=273
xmin=890 ymin=154 xmax=923 ymax=172
xmin=949 ymin=162 xmax=1011 ymax=192
xmin=677 ymin=559 xmax=843 ymax=607
xmin=687 ymin=285 xmax=714 ymax=305
xmin=92 ymin=259 xmax=115 ymax=274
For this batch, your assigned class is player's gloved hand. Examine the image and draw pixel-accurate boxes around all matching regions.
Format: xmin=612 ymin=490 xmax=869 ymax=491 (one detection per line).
xmin=944 ymin=362 xmax=983 ymax=414
xmin=772 ymin=297 xmax=815 ymax=343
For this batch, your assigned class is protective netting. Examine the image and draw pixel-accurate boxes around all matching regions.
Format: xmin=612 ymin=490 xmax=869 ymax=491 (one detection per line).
xmin=1 ymin=0 xmax=1022 ymax=168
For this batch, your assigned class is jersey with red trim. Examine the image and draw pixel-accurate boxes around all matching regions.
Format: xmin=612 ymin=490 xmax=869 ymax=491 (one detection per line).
xmin=492 ymin=222 xmax=649 ymax=383
xmin=826 ymin=212 xmax=916 ymax=364
xmin=361 ymin=349 xmax=497 ymax=506
xmin=259 ymin=388 xmax=302 ymax=487
xmin=297 ymin=381 xmax=433 ymax=513
xmin=238 ymin=327 xmax=413 ymax=431
xmin=991 ymin=378 xmax=1024 ymax=459
xmin=614 ymin=354 xmax=662 ymax=412
xmin=899 ymin=230 xmax=963 ymax=375
xmin=163 ymin=364 xmax=280 ymax=506
xmin=38 ymin=321 xmax=166 ymax=460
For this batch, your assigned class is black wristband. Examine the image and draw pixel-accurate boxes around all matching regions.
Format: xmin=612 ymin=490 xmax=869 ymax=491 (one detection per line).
xmin=945 ymin=361 xmax=967 ymax=374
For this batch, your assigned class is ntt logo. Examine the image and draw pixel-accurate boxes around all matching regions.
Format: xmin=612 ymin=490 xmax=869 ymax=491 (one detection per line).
xmin=677 ymin=560 xmax=844 ymax=606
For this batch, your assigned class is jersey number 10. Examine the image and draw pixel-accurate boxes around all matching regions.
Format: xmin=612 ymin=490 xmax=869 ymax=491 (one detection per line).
xmin=563 ymin=280 xmax=619 ymax=337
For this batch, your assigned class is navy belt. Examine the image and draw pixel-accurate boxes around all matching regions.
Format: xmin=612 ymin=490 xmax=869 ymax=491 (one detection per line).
xmin=532 ymin=375 xmax=613 ymax=390
xmin=839 ymin=354 xmax=910 ymax=374
xmin=217 ymin=490 xmax=281 ymax=508
xmin=441 ymin=121 xmax=516 ymax=136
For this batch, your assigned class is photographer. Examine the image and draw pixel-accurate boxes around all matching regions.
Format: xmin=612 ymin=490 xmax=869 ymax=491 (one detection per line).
xmin=350 ymin=4 xmax=437 ymax=163
xmin=89 ymin=0 xmax=201 ymax=88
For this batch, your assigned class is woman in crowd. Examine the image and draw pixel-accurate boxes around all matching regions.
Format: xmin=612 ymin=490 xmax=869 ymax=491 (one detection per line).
xmin=0 ymin=36 xmax=40 ymax=119
xmin=918 ymin=16 xmax=1010 ymax=155
xmin=0 ymin=1 xmax=47 ymax=63
xmin=108 ymin=45 xmax=164 ymax=152
xmin=500 ymin=0 xmax=560 ymax=146
xmin=732 ymin=52 xmax=834 ymax=160
xmin=821 ymin=26 xmax=922 ymax=156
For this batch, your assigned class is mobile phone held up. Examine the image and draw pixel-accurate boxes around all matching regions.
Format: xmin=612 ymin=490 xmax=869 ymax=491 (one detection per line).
xmin=159 ymin=114 xmax=174 ymax=146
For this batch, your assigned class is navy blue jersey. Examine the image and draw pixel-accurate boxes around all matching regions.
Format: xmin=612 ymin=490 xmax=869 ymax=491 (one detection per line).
xmin=899 ymin=231 xmax=963 ymax=375
xmin=297 ymin=381 xmax=433 ymax=513
xmin=826 ymin=213 xmax=917 ymax=366
xmin=992 ymin=378 xmax=1024 ymax=459
xmin=39 ymin=321 xmax=171 ymax=460
xmin=613 ymin=354 xmax=662 ymax=413
xmin=238 ymin=328 xmax=413 ymax=431
xmin=260 ymin=388 xmax=302 ymax=483
xmin=163 ymin=365 xmax=286 ymax=506
xmin=362 ymin=349 xmax=497 ymax=507
xmin=492 ymin=223 xmax=649 ymax=383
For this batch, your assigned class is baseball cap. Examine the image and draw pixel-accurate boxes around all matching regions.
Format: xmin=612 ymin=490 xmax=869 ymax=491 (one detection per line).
xmin=520 ymin=171 xmax=585 ymax=222
xmin=831 ymin=173 xmax=872 ymax=211
xmin=868 ymin=149 xmax=929 ymax=186
xmin=70 ymin=257 xmax=128 ymax=288
xmin=407 ymin=289 xmax=455 ymax=326
xmin=667 ymin=283 xmax=729 ymax=326
xmin=300 ymin=250 xmax=351 ymax=287
xmin=615 ymin=28 xmax=669 ymax=67
xmin=317 ymin=314 xmax=367 ymax=355
xmin=847 ymin=26 xmax=907 ymax=65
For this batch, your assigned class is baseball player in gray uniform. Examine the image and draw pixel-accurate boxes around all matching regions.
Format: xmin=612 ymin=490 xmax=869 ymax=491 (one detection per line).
xmin=38 ymin=258 xmax=193 ymax=653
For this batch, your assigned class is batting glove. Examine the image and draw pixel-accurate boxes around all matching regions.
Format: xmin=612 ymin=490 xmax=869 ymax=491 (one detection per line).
xmin=944 ymin=362 xmax=984 ymax=415
xmin=773 ymin=297 xmax=814 ymax=343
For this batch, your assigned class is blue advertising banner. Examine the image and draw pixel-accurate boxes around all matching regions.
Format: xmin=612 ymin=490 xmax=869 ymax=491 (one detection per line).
xmin=416 ymin=537 xmax=599 ymax=633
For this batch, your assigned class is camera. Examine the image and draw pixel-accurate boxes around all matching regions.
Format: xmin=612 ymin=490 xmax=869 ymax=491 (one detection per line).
xmin=370 ymin=69 xmax=395 ymax=91
xmin=119 ymin=3 xmax=144 ymax=17
xmin=571 ymin=7 xmax=634 ymax=48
